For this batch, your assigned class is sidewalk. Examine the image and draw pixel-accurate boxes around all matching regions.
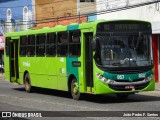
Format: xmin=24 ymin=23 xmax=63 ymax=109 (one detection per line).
xmin=155 ymin=82 xmax=160 ymax=91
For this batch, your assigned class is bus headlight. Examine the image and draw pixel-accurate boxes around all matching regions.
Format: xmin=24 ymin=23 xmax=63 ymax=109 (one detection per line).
xmin=96 ymin=73 xmax=115 ymax=84
xmin=144 ymin=74 xmax=153 ymax=82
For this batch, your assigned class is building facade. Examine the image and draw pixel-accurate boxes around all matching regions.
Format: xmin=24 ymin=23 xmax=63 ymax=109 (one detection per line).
xmin=34 ymin=0 xmax=97 ymax=23
xmin=96 ymin=0 xmax=160 ymax=82
xmin=0 ymin=0 xmax=34 ymax=33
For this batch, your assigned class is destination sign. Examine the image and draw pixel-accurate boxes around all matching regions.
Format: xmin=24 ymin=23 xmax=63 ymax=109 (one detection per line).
xmin=97 ymin=21 xmax=151 ymax=32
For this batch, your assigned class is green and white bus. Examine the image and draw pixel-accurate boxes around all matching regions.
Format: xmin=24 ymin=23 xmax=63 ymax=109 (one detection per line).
xmin=4 ymin=20 xmax=155 ymax=100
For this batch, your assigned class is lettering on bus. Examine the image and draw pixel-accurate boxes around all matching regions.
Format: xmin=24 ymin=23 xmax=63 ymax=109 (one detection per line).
xmin=117 ymin=75 xmax=124 ymax=80
xmin=138 ymin=73 xmax=146 ymax=78
xmin=115 ymin=24 xmax=140 ymax=31
xmin=60 ymin=57 xmax=64 ymax=62
xmin=97 ymin=22 xmax=151 ymax=32
xmin=22 ymin=61 xmax=30 ymax=67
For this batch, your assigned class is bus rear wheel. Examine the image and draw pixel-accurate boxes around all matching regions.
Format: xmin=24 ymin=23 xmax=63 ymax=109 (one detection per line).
xmin=71 ymin=78 xmax=81 ymax=100
xmin=24 ymin=73 xmax=33 ymax=93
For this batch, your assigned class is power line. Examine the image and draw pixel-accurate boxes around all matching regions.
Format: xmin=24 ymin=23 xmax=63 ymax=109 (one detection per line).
xmin=1 ymin=0 xmax=160 ymax=26
xmin=0 ymin=0 xmax=133 ymax=20
xmin=20 ymin=0 xmax=127 ymax=21
xmin=34 ymin=0 xmax=160 ymax=24
xmin=0 ymin=0 xmax=116 ymax=20
xmin=0 ymin=0 xmax=68 ymax=9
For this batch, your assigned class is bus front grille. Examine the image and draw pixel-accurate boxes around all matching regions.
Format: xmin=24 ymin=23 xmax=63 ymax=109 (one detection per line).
xmin=108 ymin=82 xmax=149 ymax=91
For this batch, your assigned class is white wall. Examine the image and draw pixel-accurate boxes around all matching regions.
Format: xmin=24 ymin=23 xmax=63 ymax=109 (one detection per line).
xmin=96 ymin=0 xmax=160 ymax=33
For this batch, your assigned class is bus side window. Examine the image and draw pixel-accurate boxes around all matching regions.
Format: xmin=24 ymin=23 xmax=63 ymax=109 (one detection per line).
xmin=57 ymin=32 xmax=68 ymax=56
xmin=69 ymin=30 xmax=81 ymax=57
xmin=5 ymin=37 xmax=10 ymax=56
xmin=36 ymin=34 xmax=46 ymax=56
xmin=27 ymin=35 xmax=35 ymax=56
xmin=20 ymin=36 xmax=27 ymax=56
xmin=46 ymin=33 xmax=56 ymax=56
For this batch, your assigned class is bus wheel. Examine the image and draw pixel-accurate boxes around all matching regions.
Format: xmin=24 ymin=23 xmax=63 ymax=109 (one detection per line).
xmin=116 ymin=94 xmax=129 ymax=99
xmin=71 ymin=78 xmax=81 ymax=100
xmin=24 ymin=73 xmax=32 ymax=93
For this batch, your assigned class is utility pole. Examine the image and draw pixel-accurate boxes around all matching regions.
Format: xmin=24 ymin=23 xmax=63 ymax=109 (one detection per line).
xmin=77 ymin=0 xmax=81 ymax=23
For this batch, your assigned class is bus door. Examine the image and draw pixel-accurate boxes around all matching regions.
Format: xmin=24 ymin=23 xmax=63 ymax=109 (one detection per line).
xmin=84 ymin=32 xmax=94 ymax=92
xmin=9 ymin=39 xmax=19 ymax=82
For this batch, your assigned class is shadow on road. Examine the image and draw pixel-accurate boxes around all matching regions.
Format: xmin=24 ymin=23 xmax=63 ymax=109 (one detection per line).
xmin=13 ymin=87 xmax=160 ymax=104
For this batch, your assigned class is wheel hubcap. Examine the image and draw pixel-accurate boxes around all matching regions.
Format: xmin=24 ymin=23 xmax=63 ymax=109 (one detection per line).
xmin=73 ymin=82 xmax=79 ymax=95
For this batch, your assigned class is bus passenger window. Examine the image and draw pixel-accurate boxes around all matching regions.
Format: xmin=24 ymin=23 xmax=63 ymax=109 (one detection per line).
xmin=27 ymin=35 xmax=35 ymax=56
xmin=5 ymin=37 xmax=11 ymax=56
xmin=46 ymin=33 xmax=56 ymax=56
xmin=57 ymin=32 xmax=68 ymax=56
xmin=20 ymin=36 xmax=27 ymax=56
xmin=69 ymin=30 xmax=81 ymax=57
xmin=36 ymin=34 xmax=46 ymax=56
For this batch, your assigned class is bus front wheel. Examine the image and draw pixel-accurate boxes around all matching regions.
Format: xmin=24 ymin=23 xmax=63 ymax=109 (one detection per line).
xmin=71 ymin=78 xmax=81 ymax=100
xmin=24 ymin=73 xmax=33 ymax=93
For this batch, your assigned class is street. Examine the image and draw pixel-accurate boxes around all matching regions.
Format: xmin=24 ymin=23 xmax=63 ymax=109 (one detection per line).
xmin=0 ymin=79 xmax=160 ymax=120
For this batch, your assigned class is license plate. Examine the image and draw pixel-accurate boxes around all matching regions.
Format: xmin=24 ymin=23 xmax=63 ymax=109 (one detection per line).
xmin=125 ymin=85 xmax=135 ymax=89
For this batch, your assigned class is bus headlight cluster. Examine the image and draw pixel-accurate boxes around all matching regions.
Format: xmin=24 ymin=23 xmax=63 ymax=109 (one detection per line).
xmin=144 ymin=75 xmax=153 ymax=82
xmin=96 ymin=73 xmax=115 ymax=84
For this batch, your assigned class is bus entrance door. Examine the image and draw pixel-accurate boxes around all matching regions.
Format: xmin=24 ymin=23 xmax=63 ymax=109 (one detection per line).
xmin=9 ymin=39 xmax=19 ymax=83
xmin=84 ymin=33 xmax=94 ymax=93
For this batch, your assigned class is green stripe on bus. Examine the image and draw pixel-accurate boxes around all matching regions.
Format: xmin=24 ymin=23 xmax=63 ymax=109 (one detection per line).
xmin=67 ymin=24 xmax=79 ymax=30
xmin=66 ymin=57 xmax=79 ymax=81
xmin=103 ymin=70 xmax=153 ymax=80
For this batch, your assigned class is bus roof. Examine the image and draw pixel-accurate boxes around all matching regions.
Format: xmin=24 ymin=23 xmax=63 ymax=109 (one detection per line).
xmin=5 ymin=19 xmax=151 ymax=37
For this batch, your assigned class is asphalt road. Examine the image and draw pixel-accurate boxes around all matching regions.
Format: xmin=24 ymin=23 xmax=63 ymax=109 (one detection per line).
xmin=0 ymin=79 xmax=160 ymax=120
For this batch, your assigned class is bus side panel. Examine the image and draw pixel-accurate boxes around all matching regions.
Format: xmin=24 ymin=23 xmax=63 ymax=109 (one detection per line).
xmin=57 ymin=57 xmax=68 ymax=91
xmin=66 ymin=57 xmax=79 ymax=88
xmin=4 ymin=57 xmax=10 ymax=81
xmin=19 ymin=57 xmax=58 ymax=89
xmin=46 ymin=57 xmax=58 ymax=89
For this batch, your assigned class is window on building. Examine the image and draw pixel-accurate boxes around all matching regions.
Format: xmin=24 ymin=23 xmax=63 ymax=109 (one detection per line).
xmin=23 ymin=6 xmax=29 ymax=30
xmin=80 ymin=0 xmax=94 ymax=2
xmin=57 ymin=32 xmax=68 ymax=56
xmin=27 ymin=35 xmax=35 ymax=56
xmin=23 ymin=6 xmax=28 ymax=14
xmin=46 ymin=33 xmax=56 ymax=56
xmin=36 ymin=34 xmax=46 ymax=56
xmin=7 ymin=8 xmax=12 ymax=19
xmin=20 ymin=36 xmax=27 ymax=56
xmin=69 ymin=30 xmax=81 ymax=56
xmin=5 ymin=37 xmax=10 ymax=56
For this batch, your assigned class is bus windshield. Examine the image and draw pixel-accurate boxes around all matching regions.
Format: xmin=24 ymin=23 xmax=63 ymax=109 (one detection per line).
xmin=95 ymin=34 xmax=153 ymax=67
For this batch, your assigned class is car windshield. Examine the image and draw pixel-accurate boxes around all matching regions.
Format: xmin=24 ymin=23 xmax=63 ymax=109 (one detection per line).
xmin=95 ymin=34 xmax=153 ymax=67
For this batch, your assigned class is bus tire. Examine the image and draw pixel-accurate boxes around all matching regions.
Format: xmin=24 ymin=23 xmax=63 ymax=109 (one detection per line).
xmin=24 ymin=73 xmax=33 ymax=93
xmin=71 ymin=78 xmax=81 ymax=100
